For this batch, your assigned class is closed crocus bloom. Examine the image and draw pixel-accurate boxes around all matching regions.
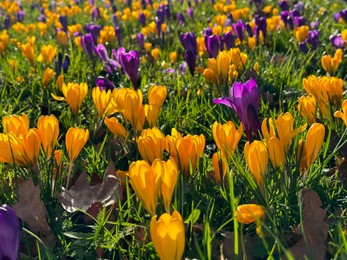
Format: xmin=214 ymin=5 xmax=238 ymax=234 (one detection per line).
xmin=129 ymin=160 xmax=163 ymax=216
xmin=161 ymin=158 xmax=179 ymax=212
xmin=169 ymin=51 xmax=177 ymax=63
xmin=166 ymin=130 xmax=205 ymax=176
xmin=37 ymin=115 xmax=59 ymax=158
xmin=42 ymin=67 xmax=55 ymax=88
xmin=334 ymin=99 xmax=347 ymax=126
xmin=294 ymin=26 xmax=309 ymax=42
xmin=0 ymin=134 xmax=25 ymax=166
xmin=112 ymin=88 xmax=145 ymax=131
xmin=19 ymin=42 xmax=35 ymax=66
xmin=151 ymin=48 xmax=161 ymax=62
xmin=331 ymin=49 xmax=343 ymax=72
xmin=203 ymin=68 xmax=217 ymax=84
xmin=57 ymin=30 xmax=69 ymax=47
xmin=2 ymin=114 xmax=29 ymax=137
xmin=236 ymin=204 xmax=266 ymax=224
xmin=228 ymin=48 xmax=247 ymax=69
xmin=119 ymin=50 xmax=140 ymax=90
xmin=321 ymin=55 xmax=331 ymax=73
xmin=268 ymin=137 xmax=285 ymax=169
xmin=0 ymin=205 xmax=20 ymax=260
xmin=37 ymin=44 xmax=57 ymax=64
xmin=297 ymin=123 xmax=325 ymax=171
xmin=138 ymin=127 xmax=166 ymax=163
xmin=51 ymin=82 xmax=88 ymax=116
xmin=22 ymin=128 xmax=41 ymax=166
xmin=298 ymin=95 xmax=316 ymax=123
xmin=216 ymin=51 xmax=230 ymax=82
xmin=244 ymin=140 xmax=268 ymax=188
xmin=212 ymin=151 xmax=227 ymax=184
xmin=148 ymin=85 xmax=167 ymax=106
xmin=150 ymin=210 xmax=185 ymax=260
xmin=65 ymin=127 xmax=89 ymax=162
xmin=212 ymin=121 xmax=243 ymax=160
xmin=104 ymin=117 xmax=127 ymax=138
xmin=91 ymin=87 xmax=114 ymax=118
xmin=56 ymin=74 xmax=65 ymax=90
xmin=144 ymin=104 xmax=161 ymax=127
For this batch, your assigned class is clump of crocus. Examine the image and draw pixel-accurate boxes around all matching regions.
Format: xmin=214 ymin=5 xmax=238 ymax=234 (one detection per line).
xmin=150 ymin=210 xmax=185 ymax=260
xmin=111 ymin=88 xmax=145 ymax=131
xmin=119 ymin=50 xmax=140 ymax=90
xmin=51 ymin=82 xmax=88 ymax=117
xmin=213 ymin=78 xmax=261 ymax=142
xmin=0 ymin=114 xmax=41 ymax=168
xmin=37 ymin=44 xmax=57 ymax=65
xmin=298 ymin=95 xmax=317 ymax=123
xmin=91 ymin=87 xmax=116 ymax=119
xmin=321 ymin=49 xmax=343 ymax=75
xmin=302 ymin=75 xmax=343 ymax=119
xmin=212 ymin=121 xmax=243 ymax=160
xmin=165 ymin=128 xmax=205 ymax=176
xmin=0 ymin=205 xmax=20 ymax=260
xmin=297 ymin=123 xmax=325 ymax=172
xmin=137 ymin=127 xmax=167 ymax=164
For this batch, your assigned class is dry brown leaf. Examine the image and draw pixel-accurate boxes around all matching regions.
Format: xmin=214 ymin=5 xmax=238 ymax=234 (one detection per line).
xmin=12 ymin=179 xmax=51 ymax=237
xmin=286 ymin=189 xmax=328 ymax=260
xmin=59 ymin=160 xmax=123 ymax=213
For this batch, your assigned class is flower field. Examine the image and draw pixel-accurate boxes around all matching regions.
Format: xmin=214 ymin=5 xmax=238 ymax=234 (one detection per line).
xmin=1 ymin=0 xmax=347 ymax=259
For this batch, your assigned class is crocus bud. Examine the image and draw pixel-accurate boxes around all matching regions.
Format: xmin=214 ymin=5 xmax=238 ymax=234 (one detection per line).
xmin=150 ymin=211 xmax=185 ymax=260
xmin=139 ymin=12 xmax=146 ymax=26
xmin=232 ymin=20 xmax=245 ymax=41
xmin=65 ymin=127 xmax=89 ymax=162
xmin=138 ymin=127 xmax=166 ymax=163
xmin=136 ymin=33 xmax=145 ymax=49
xmin=4 ymin=15 xmax=11 ymax=30
xmin=37 ymin=115 xmax=59 ymax=158
xmin=96 ymin=76 xmax=115 ymax=91
xmin=129 ymin=160 xmax=163 ymax=216
xmin=205 ymin=35 xmax=220 ymax=58
xmin=0 ymin=205 xmax=20 ymax=260
xmin=119 ymin=50 xmax=140 ymax=90
xmin=244 ymin=140 xmax=268 ymax=188
xmin=268 ymin=137 xmax=285 ymax=169
xmin=81 ymin=33 xmax=95 ymax=56
xmin=236 ymin=204 xmax=266 ymax=224
xmin=104 ymin=117 xmax=127 ymax=138
xmin=17 ymin=10 xmax=25 ymax=22
xmin=59 ymin=15 xmax=68 ymax=31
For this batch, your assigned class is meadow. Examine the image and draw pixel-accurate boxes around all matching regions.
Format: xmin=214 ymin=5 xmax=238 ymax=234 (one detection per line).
xmin=0 ymin=0 xmax=347 ymax=259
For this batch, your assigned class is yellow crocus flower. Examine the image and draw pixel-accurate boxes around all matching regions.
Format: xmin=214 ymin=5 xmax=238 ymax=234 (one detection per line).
xmin=42 ymin=68 xmax=55 ymax=88
xmin=65 ymin=127 xmax=89 ymax=162
xmin=161 ymin=158 xmax=179 ymax=213
xmin=150 ymin=211 xmax=185 ymax=260
xmin=244 ymin=140 xmax=268 ymax=188
xmin=91 ymin=87 xmax=115 ymax=118
xmin=37 ymin=115 xmax=59 ymax=159
xmin=334 ymin=99 xmax=347 ymax=126
xmin=267 ymin=137 xmax=285 ymax=169
xmin=104 ymin=117 xmax=127 ymax=138
xmin=137 ymin=127 xmax=166 ymax=163
xmin=37 ymin=44 xmax=57 ymax=64
xmin=51 ymin=82 xmax=88 ymax=116
xmin=2 ymin=114 xmax=29 ymax=137
xmin=236 ymin=204 xmax=266 ymax=224
xmin=129 ymin=159 xmax=163 ymax=216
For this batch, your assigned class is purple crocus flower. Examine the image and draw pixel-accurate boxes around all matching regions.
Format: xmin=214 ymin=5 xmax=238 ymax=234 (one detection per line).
xmin=176 ymin=13 xmax=185 ymax=26
xmin=224 ymin=13 xmax=233 ymax=27
xmin=180 ymin=32 xmax=197 ymax=75
xmin=139 ymin=12 xmax=146 ymax=26
xmin=85 ymin=23 xmax=101 ymax=44
xmin=205 ymin=35 xmax=220 ymax=58
xmin=137 ymin=33 xmax=145 ymax=49
xmin=17 ymin=10 xmax=25 ymax=22
xmin=293 ymin=2 xmax=305 ymax=15
xmin=59 ymin=15 xmax=68 ymax=31
xmin=204 ymin=27 xmax=213 ymax=37
xmin=223 ymin=31 xmax=235 ymax=50
xmin=310 ymin=21 xmax=319 ymax=29
xmin=96 ymin=76 xmax=115 ymax=91
xmin=112 ymin=14 xmax=119 ymax=27
xmin=298 ymin=41 xmax=308 ymax=53
xmin=63 ymin=54 xmax=70 ymax=73
xmin=294 ymin=16 xmax=305 ymax=27
xmin=81 ymin=33 xmax=95 ymax=56
xmin=0 ymin=205 xmax=20 ymax=260
xmin=94 ymin=44 xmax=109 ymax=62
xmin=213 ymin=78 xmax=261 ymax=142
xmin=245 ymin=23 xmax=253 ymax=37
xmin=187 ymin=7 xmax=194 ymax=20
xmin=330 ymin=35 xmax=345 ymax=49
xmin=307 ymin=29 xmax=319 ymax=49
xmin=278 ymin=0 xmax=289 ymax=11
xmin=232 ymin=20 xmax=245 ymax=41
xmin=4 ymin=15 xmax=10 ymax=30
xmin=156 ymin=19 xmax=162 ymax=36
xmin=119 ymin=50 xmax=140 ymax=89
xmin=92 ymin=7 xmax=101 ymax=21
xmin=156 ymin=5 xmax=165 ymax=21
xmin=179 ymin=62 xmax=187 ymax=74
xmin=115 ymin=27 xmax=122 ymax=46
